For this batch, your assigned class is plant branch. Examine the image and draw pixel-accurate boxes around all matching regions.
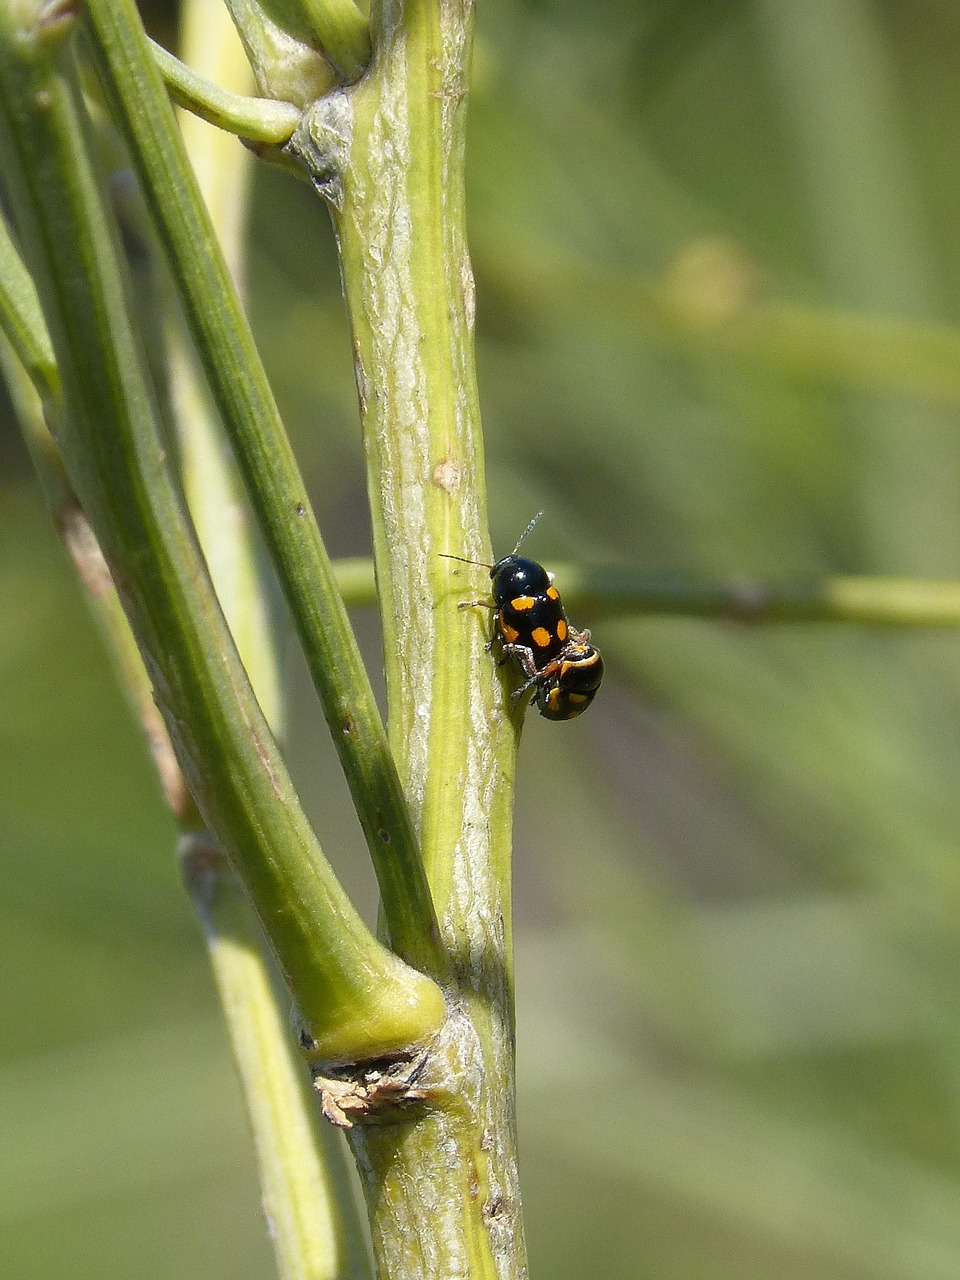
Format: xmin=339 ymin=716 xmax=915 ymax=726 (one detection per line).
xmin=534 ymin=566 xmax=960 ymax=628
xmin=293 ymin=0 xmax=371 ymax=85
xmin=328 ymin=559 xmax=960 ymax=628
xmin=149 ymin=37 xmax=301 ymax=143
xmin=222 ymin=0 xmax=370 ymax=98
xmin=0 ymin=1 xmax=443 ymax=1062
xmin=0 ymin=213 xmax=58 ymax=398
xmin=82 ymin=0 xmax=446 ymax=978
xmin=0 ymin=329 xmax=197 ymax=820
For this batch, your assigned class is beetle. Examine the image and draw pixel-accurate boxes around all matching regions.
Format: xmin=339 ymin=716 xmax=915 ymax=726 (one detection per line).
xmin=443 ymin=513 xmax=603 ymax=720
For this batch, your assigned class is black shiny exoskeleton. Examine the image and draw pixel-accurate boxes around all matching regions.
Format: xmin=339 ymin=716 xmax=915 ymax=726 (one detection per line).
xmin=444 ymin=514 xmax=603 ymax=721
xmin=526 ymin=637 xmax=604 ymax=721
xmin=490 ymin=554 xmax=568 ymax=666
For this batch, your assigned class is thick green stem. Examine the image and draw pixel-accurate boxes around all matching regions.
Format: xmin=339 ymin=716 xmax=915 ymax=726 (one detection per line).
xmin=291 ymin=0 xmax=526 ymax=1273
xmin=223 ymin=0 xmax=370 ymax=101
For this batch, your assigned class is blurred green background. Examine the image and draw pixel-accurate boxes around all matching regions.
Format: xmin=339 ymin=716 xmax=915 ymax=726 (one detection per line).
xmin=6 ymin=0 xmax=960 ymax=1276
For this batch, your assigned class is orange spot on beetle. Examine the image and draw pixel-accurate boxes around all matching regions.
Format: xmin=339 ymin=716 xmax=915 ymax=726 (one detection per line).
xmin=511 ymin=595 xmax=536 ymax=611
xmin=532 ymin=627 xmax=552 ymax=648
xmin=556 ymin=619 xmax=568 ymax=642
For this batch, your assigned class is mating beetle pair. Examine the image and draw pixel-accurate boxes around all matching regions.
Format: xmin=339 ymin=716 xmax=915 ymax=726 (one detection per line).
xmin=444 ymin=514 xmax=603 ymax=721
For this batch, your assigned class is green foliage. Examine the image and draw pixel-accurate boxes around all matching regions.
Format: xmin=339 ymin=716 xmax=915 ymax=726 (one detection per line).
xmin=5 ymin=1 xmax=960 ymax=1278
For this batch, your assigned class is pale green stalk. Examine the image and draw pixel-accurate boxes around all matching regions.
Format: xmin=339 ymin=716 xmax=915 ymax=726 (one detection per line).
xmin=181 ymin=837 xmax=372 ymax=1280
xmin=171 ymin=0 xmax=279 ymax=727
xmin=170 ymin=5 xmax=369 ymax=1274
xmin=149 ymin=37 xmax=301 ymax=143
xmin=328 ymin=558 xmax=960 ymax=628
xmin=289 ymin=0 xmax=526 ymax=1270
xmin=539 ymin=567 xmax=960 ymax=628
xmin=293 ymin=0 xmax=371 ymax=84
xmin=0 ymin=213 xmax=57 ymax=398
xmin=220 ymin=0 xmax=370 ymax=101
xmin=220 ymin=0 xmax=338 ymax=104
xmin=0 ymin=226 xmax=193 ymax=819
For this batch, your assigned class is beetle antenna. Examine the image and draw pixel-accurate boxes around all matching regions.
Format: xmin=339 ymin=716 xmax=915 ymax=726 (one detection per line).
xmin=441 ymin=511 xmax=543 ymax=567
xmin=512 ymin=511 xmax=543 ymax=555
xmin=440 ymin=552 xmax=493 ymax=569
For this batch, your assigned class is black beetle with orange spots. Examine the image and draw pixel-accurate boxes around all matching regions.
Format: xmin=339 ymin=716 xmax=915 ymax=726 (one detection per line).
xmin=442 ymin=514 xmax=604 ymax=721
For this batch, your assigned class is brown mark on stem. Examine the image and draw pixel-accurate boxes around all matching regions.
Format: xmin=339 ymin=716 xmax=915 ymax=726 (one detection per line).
xmin=432 ymin=457 xmax=462 ymax=495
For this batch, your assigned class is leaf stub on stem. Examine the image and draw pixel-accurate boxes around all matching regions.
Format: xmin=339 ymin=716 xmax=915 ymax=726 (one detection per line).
xmin=313 ymin=1048 xmax=436 ymax=1129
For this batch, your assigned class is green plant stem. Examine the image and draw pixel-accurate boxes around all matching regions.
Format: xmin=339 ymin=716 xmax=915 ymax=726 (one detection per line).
xmin=4 ymin=243 xmax=362 ymax=1276
xmin=149 ymin=38 xmax=301 ymax=142
xmin=170 ymin=8 xmax=370 ymax=1268
xmin=82 ymin=0 xmax=446 ymax=978
xmin=0 ymin=331 xmax=197 ymax=821
xmin=169 ymin=0 xmax=281 ymax=729
xmin=0 ymin=2 xmax=443 ymax=1063
xmin=221 ymin=0 xmax=339 ymax=105
xmin=294 ymin=0 xmax=371 ymax=85
xmin=0 ymin=212 xmax=57 ymax=398
xmin=221 ymin=0 xmax=370 ymax=100
xmin=289 ymin=0 xmax=526 ymax=1272
xmin=329 ymin=558 xmax=960 ymax=627
xmin=535 ymin=567 xmax=960 ymax=628
xmin=181 ymin=836 xmax=373 ymax=1280
xmin=0 ymin=217 xmax=195 ymax=818
xmin=327 ymin=1 xmax=518 ymax=938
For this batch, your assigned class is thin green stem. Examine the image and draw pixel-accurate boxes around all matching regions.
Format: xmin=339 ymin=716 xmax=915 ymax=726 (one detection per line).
xmin=82 ymin=0 xmax=446 ymax=979
xmin=331 ymin=558 xmax=960 ymax=628
xmin=0 ymin=213 xmax=58 ymax=398
xmin=170 ymin=9 xmax=370 ymax=1262
xmin=0 ymin=1 xmax=443 ymax=1062
xmin=221 ymin=0 xmax=336 ymax=105
xmin=149 ymin=37 xmax=301 ymax=143
xmin=0 ymin=221 xmax=195 ymax=818
xmin=170 ymin=0 xmax=281 ymax=731
xmin=534 ymin=567 xmax=960 ymax=628
xmin=0 ymin=331 xmax=197 ymax=820
xmin=222 ymin=0 xmax=371 ymax=98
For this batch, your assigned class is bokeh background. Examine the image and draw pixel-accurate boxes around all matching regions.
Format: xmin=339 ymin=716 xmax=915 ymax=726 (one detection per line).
xmin=6 ymin=1 xmax=960 ymax=1276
